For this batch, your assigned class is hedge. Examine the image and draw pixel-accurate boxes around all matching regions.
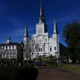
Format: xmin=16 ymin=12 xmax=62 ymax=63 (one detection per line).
xmin=0 ymin=64 xmax=38 ymax=80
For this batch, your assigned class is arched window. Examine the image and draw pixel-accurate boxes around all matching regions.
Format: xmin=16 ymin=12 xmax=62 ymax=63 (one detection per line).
xmin=54 ymin=47 xmax=56 ymax=50
xmin=50 ymin=47 xmax=52 ymax=52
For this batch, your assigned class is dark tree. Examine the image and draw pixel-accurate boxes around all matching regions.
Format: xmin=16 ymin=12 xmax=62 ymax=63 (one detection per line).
xmin=62 ymin=20 xmax=80 ymax=63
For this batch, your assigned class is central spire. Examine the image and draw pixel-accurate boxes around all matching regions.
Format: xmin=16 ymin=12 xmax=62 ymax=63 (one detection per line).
xmin=38 ymin=0 xmax=45 ymax=23
xmin=40 ymin=0 xmax=43 ymax=16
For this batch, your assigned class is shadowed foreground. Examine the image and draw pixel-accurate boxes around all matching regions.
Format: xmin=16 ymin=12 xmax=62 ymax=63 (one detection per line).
xmin=35 ymin=66 xmax=80 ymax=80
xmin=0 ymin=67 xmax=38 ymax=80
xmin=15 ymin=68 xmax=38 ymax=80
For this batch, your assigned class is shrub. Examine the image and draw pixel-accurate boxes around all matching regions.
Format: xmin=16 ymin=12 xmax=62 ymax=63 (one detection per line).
xmin=0 ymin=64 xmax=37 ymax=80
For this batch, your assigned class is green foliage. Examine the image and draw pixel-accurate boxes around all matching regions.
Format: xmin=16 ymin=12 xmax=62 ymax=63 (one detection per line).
xmin=58 ymin=64 xmax=80 ymax=74
xmin=62 ymin=20 xmax=80 ymax=62
xmin=0 ymin=64 xmax=34 ymax=80
xmin=41 ymin=55 xmax=55 ymax=63
xmin=32 ymin=58 xmax=37 ymax=62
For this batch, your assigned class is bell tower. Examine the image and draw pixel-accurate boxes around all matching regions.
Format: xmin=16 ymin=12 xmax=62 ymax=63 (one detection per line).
xmin=36 ymin=1 xmax=47 ymax=34
xmin=52 ymin=19 xmax=60 ymax=58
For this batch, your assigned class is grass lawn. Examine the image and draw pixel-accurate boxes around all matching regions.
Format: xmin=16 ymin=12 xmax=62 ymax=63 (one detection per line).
xmin=57 ymin=64 xmax=80 ymax=74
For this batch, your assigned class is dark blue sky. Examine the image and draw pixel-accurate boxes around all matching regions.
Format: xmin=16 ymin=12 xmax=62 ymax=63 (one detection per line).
xmin=0 ymin=0 xmax=80 ymax=46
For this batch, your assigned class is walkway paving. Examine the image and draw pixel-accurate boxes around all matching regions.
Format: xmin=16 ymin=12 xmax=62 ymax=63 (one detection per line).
xmin=35 ymin=66 xmax=80 ymax=80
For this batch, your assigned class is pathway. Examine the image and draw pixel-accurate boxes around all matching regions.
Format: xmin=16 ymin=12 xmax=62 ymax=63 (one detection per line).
xmin=35 ymin=66 xmax=80 ymax=80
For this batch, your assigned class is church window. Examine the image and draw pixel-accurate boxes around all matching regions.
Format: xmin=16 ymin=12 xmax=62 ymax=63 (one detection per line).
xmin=38 ymin=48 xmax=42 ymax=52
xmin=42 ymin=45 xmax=44 ymax=51
xmin=50 ymin=47 xmax=52 ymax=52
xmin=41 ymin=48 xmax=42 ymax=51
xmin=55 ymin=52 xmax=57 ymax=54
xmin=34 ymin=40 xmax=35 ymax=43
xmin=39 ymin=48 xmax=40 ymax=51
xmin=54 ymin=47 xmax=56 ymax=50
xmin=45 ymin=39 xmax=47 ymax=42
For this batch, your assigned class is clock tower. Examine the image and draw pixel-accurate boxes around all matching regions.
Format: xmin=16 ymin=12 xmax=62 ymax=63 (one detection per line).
xmin=31 ymin=1 xmax=60 ymax=59
xmin=36 ymin=2 xmax=47 ymax=34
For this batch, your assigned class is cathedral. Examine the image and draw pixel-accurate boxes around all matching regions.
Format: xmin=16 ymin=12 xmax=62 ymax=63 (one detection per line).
xmin=23 ymin=3 xmax=60 ymax=60
xmin=0 ymin=3 xmax=67 ymax=61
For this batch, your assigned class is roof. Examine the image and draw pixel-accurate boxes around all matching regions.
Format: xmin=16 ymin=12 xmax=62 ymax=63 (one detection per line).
xmin=0 ymin=42 xmax=21 ymax=46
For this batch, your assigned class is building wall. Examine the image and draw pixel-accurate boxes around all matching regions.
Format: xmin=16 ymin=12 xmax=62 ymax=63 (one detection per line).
xmin=31 ymin=22 xmax=60 ymax=58
xmin=0 ymin=44 xmax=22 ymax=60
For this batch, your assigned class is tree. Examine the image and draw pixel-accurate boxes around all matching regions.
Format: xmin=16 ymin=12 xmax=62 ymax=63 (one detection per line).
xmin=62 ymin=20 xmax=80 ymax=63
xmin=24 ymin=39 xmax=39 ymax=64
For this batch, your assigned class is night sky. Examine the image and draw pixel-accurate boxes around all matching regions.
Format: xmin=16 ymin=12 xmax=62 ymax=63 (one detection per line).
xmin=0 ymin=0 xmax=80 ymax=46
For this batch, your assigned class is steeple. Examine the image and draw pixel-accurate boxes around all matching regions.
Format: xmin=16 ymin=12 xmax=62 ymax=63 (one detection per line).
xmin=53 ymin=19 xmax=59 ymax=34
xmin=24 ymin=25 xmax=29 ymax=38
xmin=38 ymin=0 xmax=45 ymax=23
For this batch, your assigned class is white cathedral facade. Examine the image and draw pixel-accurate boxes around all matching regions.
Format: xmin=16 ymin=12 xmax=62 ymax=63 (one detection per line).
xmin=23 ymin=3 xmax=60 ymax=60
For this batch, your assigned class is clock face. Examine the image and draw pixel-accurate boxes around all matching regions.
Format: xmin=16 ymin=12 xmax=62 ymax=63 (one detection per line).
xmin=38 ymin=27 xmax=42 ymax=34
xmin=37 ymin=34 xmax=43 ymax=40
xmin=39 ymin=36 xmax=42 ymax=39
xmin=37 ymin=35 xmax=44 ymax=43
